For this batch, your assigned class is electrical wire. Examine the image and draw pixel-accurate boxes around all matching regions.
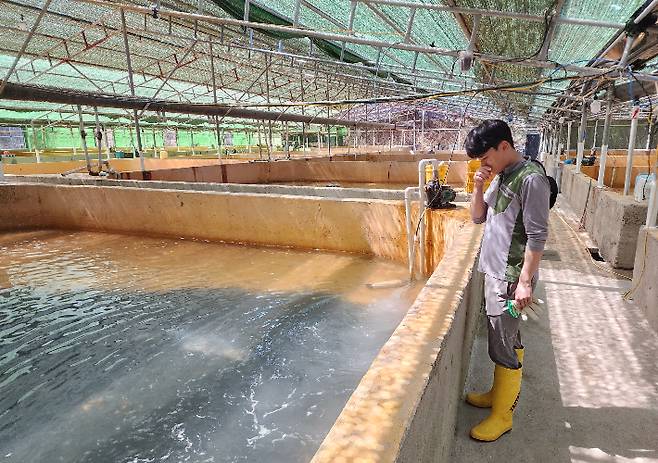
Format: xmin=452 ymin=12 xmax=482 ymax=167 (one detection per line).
xmin=230 ymin=73 xmax=585 ymax=109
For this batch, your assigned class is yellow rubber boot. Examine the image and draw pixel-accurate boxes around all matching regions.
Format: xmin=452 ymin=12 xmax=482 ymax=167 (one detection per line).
xmin=465 ymin=348 xmax=523 ymax=408
xmin=470 ymin=363 xmax=522 ymax=441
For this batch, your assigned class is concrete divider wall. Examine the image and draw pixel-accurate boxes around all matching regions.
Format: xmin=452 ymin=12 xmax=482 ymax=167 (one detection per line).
xmin=118 ymin=159 xmax=469 ymax=185
xmin=632 ymin=228 xmax=658 ymax=332
xmin=0 ymin=182 xmax=469 ymax=268
xmin=3 ymin=158 xmax=242 ymax=175
xmin=561 ymin=165 xmax=648 ymax=268
xmin=326 ymin=152 xmax=470 ymax=163
xmin=580 ymin=164 xmax=657 ymax=189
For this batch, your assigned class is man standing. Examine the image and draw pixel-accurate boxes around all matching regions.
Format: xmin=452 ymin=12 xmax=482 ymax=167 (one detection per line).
xmin=464 ymin=119 xmax=550 ymax=442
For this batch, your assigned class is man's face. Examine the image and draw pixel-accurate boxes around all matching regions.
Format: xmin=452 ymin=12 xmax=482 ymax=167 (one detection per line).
xmin=479 ymin=143 xmax=505 ymax=175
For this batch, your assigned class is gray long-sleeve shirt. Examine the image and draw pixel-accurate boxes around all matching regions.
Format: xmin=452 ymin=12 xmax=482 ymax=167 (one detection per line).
xmin=475 ymin=160 xmax=550 ymax=282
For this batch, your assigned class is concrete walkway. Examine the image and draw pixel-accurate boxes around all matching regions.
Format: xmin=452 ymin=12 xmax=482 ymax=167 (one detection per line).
xmin=451 ymin=199 xmax=658 ymax=463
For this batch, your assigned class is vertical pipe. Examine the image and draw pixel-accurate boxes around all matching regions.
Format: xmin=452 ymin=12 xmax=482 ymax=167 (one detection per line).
xmin=285 ymin=122 xmax=290 ymax=159
xmin=388 ymin=110 xmax=393 ymax=152
xmin=30 ymin=122 xmax=41 ymax=163
xmin=421 ymin=110 xmax=425 ymax=147
xmin=152 ymin=127 xmax=158 ymax=158
xmin=299 ymin=67 xmax=307 ymax=153
xmin=94 ymin=106 xmax=103 ymax=170
xmin=565 ymin=120 xmax=572 ymax=158
xmin=209 ymin=41 xmax=222 ymax=161
xmin=554 ymin=122 xmax=563 ymax=176
xmin=70 ymin=125 xmax=77 ymax=158
xmin=597 ymin=86 xmax=613 ymax=188
xmin=647 ymin=180 xmax=658 ymax=227
xmin=412 ymin=112 xmax=417 ymax=151
xmin=77 ymin=105 xmax=92 ymax=172
xmin=624 ymin=104 xmax=640 ymax=196
xmin=120 ymin=8 xmax=145 ymax=171
xmin=257 ymin=124 xmax=263 ymax=160
xmin=576 ymin=101 xmax=588 ymax=173
xmin=646 ymin=118 xmax=653 ymax=150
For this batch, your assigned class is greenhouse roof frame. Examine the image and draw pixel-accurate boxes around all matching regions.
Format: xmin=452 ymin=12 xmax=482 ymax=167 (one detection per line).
xmin=1 ymin=0 xmax=658 ymax=130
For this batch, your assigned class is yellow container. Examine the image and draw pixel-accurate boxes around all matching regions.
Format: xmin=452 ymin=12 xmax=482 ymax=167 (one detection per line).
xmin=425 ymin=163 xmax=449 ymax=184
xmin=159 ymin=149 xmax=169 ymax=159
xmin=465 ymin=159 xmax=492 ymax=192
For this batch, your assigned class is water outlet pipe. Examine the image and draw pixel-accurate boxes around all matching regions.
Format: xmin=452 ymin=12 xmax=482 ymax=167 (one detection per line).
xmin=417 ymin=159 xmax=446 ymax=276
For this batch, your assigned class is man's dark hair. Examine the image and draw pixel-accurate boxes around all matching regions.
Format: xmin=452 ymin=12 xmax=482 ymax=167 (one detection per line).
xmin=464 ymin=119 xmax=515 ymax=158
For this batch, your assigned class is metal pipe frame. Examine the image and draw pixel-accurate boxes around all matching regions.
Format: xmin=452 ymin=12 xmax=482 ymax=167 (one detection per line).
xmin=624 ymin=104 xmax=641 ymax=196
xmin=2 ymin=81 xmax=395 ymax=129
xmin=0 ymin=0 xmax=584 ymax=121
xmin=575 ymin=101 xmax=588 ymax=173
xmin=0 ymin=0 xmax=53 ymax=95
xmin=120 ymin=8 xmax=145 ymax=170
xmin=597 ymin=84 xmax=614 ymax=188
xmin=72 ymin=0 xmax=658 ymax=84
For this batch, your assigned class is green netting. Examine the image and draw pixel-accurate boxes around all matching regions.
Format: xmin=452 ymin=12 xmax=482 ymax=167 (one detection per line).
xmin=549 ymin=0 xmax=645 ymax=64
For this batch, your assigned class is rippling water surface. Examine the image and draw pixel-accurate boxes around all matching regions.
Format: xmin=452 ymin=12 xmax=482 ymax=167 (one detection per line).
xmin=0 ymin=230 xmax=423 ymax=463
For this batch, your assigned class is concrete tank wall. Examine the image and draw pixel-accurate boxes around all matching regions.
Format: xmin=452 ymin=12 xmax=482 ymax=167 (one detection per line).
xmin=632 ymin=227 xmax=658 ymax=333
xmin=0 ymin=182 xmax=469 ymax=268
xmin=560 ymin=165 xmax=648 ymax=268
xmin=2 ymin=158 xmax=243 ymax=175
xmin=117 ymin=159 xmax=469 ymax=186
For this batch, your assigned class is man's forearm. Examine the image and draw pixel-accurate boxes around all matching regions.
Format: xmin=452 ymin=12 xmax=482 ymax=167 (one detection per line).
xmin=471 ymin=186 xmax=487 ymax=223
xmin=519 ymin=247 xmax=543 ymax=284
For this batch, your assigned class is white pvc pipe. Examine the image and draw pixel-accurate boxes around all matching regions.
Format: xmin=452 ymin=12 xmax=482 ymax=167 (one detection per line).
xmin=635 ymin=0 xmax=658 ymax=24
xmin=417 ymin=159 xmax=446 ymax=276
xmin=598 ymin=145 xmax=608 ymax=188
xmin=624 ymin=109 xmax=640 ymax=196
xmin=647 ymin=181 xmax=658 ymax=227
xmin=576 ymin=104 xmax=588 ymax=173
xmin=404 ymin=186 xmax=420 ymax=279
xmin=575 ymin=141 xmax=585 ymax=173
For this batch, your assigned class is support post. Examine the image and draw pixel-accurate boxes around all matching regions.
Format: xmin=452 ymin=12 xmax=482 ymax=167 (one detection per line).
xmin=120 ymin=8 xmax=144 ymax=171
xmin=647 ymin=179 xmax=658 ymax=227
xmin=94 ymin=106 xmax=103 ymax=171
xmin=597 ymin=85 xmax=613 ymax=188
xmin=30 ymin=122 xmax=41 ymax=162
xmin=412 ymin=111 xmax=417 ymax=151
xmin=624 ymin=104 xmax=641 ymax=196
xmin=77 ymin=104 xmax=92 ymax=172
xmin=554 ymin=121 xmax=564 ymax=177
xmin=209 ymin=41 xmax=223 ymax=162
xmin=576 ymin=101 xmax=588 ymax=173
xmin=421 ymin=109 xmax=426 ymax=146
xmin=565 ymin=120 xmax=572 ymax=158
xmin=285 ymin=121 xmax=290 ymax=159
